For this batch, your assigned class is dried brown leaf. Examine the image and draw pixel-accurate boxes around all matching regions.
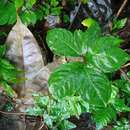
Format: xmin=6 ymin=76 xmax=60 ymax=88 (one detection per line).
xmin=5 ymin=17 xmax=50 ymax=101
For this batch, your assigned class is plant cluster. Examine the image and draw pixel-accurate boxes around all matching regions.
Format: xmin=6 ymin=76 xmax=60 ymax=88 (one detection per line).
xmin=0 ymin=1 xmax=129 ymax=129
xmin=0 ymin=45 xmax=18 ymax=97
xmin=0 ymin=0 xmax=63 ymax=25
xmin=26 ymin=18 xmax=130 ymax=130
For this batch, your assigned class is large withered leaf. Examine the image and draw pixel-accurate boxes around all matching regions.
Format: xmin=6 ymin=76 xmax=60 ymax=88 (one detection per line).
xmin=5 ymin=17 xmax=50 ymax=100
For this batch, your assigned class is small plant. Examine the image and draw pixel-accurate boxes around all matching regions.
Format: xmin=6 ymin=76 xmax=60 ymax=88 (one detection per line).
xmin=113 ymin=118 xmax=130 ymax=130
xmin=27 ymin=94 xmax=83 ymax=130
xmin=112 ymin=18 xmax=127 ymax=31
xmin=27 ymin=18 xmax=130 ymax=130
xmin=0 ymin=0 xmax=63 ymax=26
xmin=0 ymin=45 xmax=18 ymax=97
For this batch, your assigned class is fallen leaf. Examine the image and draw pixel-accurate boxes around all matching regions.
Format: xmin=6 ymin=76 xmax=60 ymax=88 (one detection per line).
xmin=5 ymin=16 xmax=50 ymax=110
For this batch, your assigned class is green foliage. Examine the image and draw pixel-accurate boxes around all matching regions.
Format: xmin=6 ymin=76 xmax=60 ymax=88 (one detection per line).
xmin=113 ymin=118 xmax=130 ymax=130
xmin=27 ymin=94 xmax=84 ymax=130
xmin=46 ymin=21 xmax=100 ymax=56
xmin=20 ymin=10 xmax=37 ymax=25
xmin=93 ymin=106 xmax=116 ymax=130
xmin=45 ymin=18 xmax=130 ymax=129
xmin=25 ymin=18 xmax=130 ymax=130
xmin=0 ymin=1 xmax=16 ymax=25
xmin=49 ymin=62 xmax=111 ymax=108
xmin=15 ymin=0 xmax=24 ymax=9
xmin=47 ymin=19 xmax=129 ymax=74
xmin=112 ymin=18 xmax=127 ymax=31
xmin=82 ymin=18 xmax=97 ymax=27
xmin=0 ymin=0 xmax=62 ymax=25
xmin=0 ymin=45 xmax=6 ymax=57
xmin=0 ymin=45 xmax=18 ymax=97
xmin=41 ymin=0 xmax=62 ymax=17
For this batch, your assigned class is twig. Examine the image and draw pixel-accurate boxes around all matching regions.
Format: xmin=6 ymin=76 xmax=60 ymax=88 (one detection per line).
xmin=121 ymin=62 xmax=130 ymax=68
xmin=120 ymin=69 xmax=130 ymax=82
xmin=116 ymin=0 xmax=128 ymax=18
xmin=38 ymin=123 xmax=45 ymax=130
xmin=0 ymin=110 xmax=26 ymax=115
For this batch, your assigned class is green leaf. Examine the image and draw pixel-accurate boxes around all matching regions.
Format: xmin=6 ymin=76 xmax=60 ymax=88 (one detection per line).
xmin=0 ymin=59 xmax=17 ymax=82
xmin=46 ymin=24 xmax=100 ymax=56
xmin=108 ymin=85 xmax=119 ymax=104
xmin=0 ymin=45 xmax=6 ymax=57
xmin=51 ymin=101 xmax=71 ymax=120
xmin=113 ymin=18 xmax=127 ymax=30
xmin=29 ymin=0 xmax=36 ymax=6
xmin=113 ymin=118 xmax=130 ymax=130
xmin=65 ymin=96 xmax=84 ymax=116
xmin=35 ymin=7 xmax=44 ymax=21
xmin=82 ymin=18 xmax=97 ymax=27
xmin=15 ymin=0 xmax=24 ymax=9
xmin=114 ymin=80 xmax=130 ymax=95
xmin=26 ymin=107 xmax=43 ymax=116
xmin=33 ymin=94 xmax=49 ymax=107
xmin=112 ymin=98 xmax=130 ymax=112
xmin=87 ymin=47 xmax=129 ymax=73
xmin=44 ymin=114 xmax=53 ymax=128
xmin=1 ymin=81 xmax=16 ymax=97
xmin=59 ymin=120 xmax=76 ymax=130
xmin=90 ymin=36 xmax=123 ymax=53
xmin=93 ymin=107 xmax=116 ymax=130
xmin=25 ymin=0 xmax=36 ymax=9
xmin=20 ymin=10 xmax=37 ymax=25
xmin=0 ymin=1 xmax=16 ymax=25
xmin=50 ymin=0 xmax=59 ymax=7
xmin=0 ymin=59 xmax=15 ymax=70
xmin=49 ymin=62 xmax=111 ymax=107
xmin=46 ymin=28 xmax=78 ymax=56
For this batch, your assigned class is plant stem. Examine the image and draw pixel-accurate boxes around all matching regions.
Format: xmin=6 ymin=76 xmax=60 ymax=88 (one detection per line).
xmin=116 ymin=0 xmax=128 ymax=18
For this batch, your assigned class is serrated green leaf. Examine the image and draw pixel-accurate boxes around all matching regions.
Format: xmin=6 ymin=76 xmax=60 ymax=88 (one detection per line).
xmin=0 ymin=1 xmax=16 ymax=25
xmin=113 ymin=18 xmax=127 ymax=30
xmin=49 ymin=62 xmax=111 ymax=107
xmin=93 ymin=107 xmax=116 ymax=130
xmin=87 ymin=47 xmax=129 ymax=73
xmin=46 ymin=28 xmax=78 ymax=56
xmin=46 ymin=24 xmax=100 ymax=56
